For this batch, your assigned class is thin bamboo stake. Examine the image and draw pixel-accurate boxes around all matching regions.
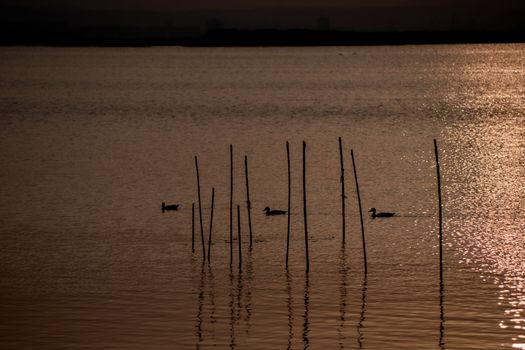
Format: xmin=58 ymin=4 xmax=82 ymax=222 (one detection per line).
xmin=339 ymin=137 xmax=346 ymax=244
xmin=286 ymin=141 xmax=291 ymax=269
xmin=434 ymin=139 xmax=445 ymax=349
xmin=237 ymin=204 xmax=242 ymax=271
xmin=434 ymin=139 xmax=444 ymax=286
xmin=303 ymin=141 xmax=310 ymax=273
xmin=351 ymin=149 xmax=367 ymax=275
xmin=207 ymin=188 xmax=215 ymax=262
xmin=195 ymin=156 xmax=206 ymax=261
xmin=244 ymin=156 xmax=253 ymax=250
xmin=230 ymin=144 xmax=233 ymax=266
xmin=191 ymin=202 xmax=195 ymax=253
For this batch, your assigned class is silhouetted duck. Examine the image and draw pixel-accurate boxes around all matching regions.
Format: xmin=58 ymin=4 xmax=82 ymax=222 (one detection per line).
xmin=263 ymin=206 xmax=286 ymax=216
xmin=369 ymin=207 xmax=394 ymax=218
xmin=162 ymin=202 xmax=179 ymax=212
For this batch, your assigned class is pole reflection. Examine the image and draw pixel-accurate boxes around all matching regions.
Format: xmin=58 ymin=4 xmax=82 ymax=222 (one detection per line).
xmin=207 ymin=265 xmax=216 ymax=343
xmin=286 ymin=271 xmax=294 ymax=350
xmin=228 ymin=267 xmax=244 ymax=349
xmin=357 ymin=274 xmax=367 ymax=349
xmin=303 ymin=272 xmax=310 ymax=350
xmin=229 ymin=269 xmax=236 ymax=349
xmin=440 ymin=279 xmax=445 ymax=349
xmin=194 ymin=260 xmax=218 ymax=349
xmin=196 ymin=262 xmax=206 ymax=349
xmin=338 ymin=244 xmax=349 ymax=349
xmin=236 ymin=268 xmax=244 ymax=333
xmin=245 ymin=250 xmax=254 ymax=335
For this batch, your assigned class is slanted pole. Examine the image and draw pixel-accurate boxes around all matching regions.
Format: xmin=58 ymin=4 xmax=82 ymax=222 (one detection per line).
xmin=244 ymin=156 xmax=253 ymax=250
xmin=237 ymin=204 xmax=242 ymax=271
xmin=230 ymin=144 xmax=233 ymax=266
xmin=286 ymin=141 xmax=291 ymax=269
xmin=191 ymin=202 xmax=195 ymax=253
xmin=303 ymin=141 xmax=310 ymax=273
xmin=339 ymin=137 xmax=346 ymax=244
xmin=434 ymin=139 xmax=444 ymax=286
xmin=195 ymin=156 xmax=206 ymax=261
xmin=207 ymin=188 xmax=215 ymax=262
xmin=351 ymin=150 xmax=367 ymax=275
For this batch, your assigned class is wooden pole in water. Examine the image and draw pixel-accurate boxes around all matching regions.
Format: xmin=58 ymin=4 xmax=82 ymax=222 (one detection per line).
xmin=286 ymin=141 xmax=291 ymax=269
xmin=339 ymin=137 xmax=346 ymax=244
xmin=230 ymin=144 xmax=233 ymax=266
xmin=191 ymin=202 xmax=195 ymax=253
xmin=434 ymin=139 xmax=444 ymax=286
xmin=237 ymin=204 xmax=242 ymax=271
xmin=195 ymin=156 xmax=206 ymax=261
xmin=351 ymin=149 xmax=367 ymax=275
xmin=207 ymin=187 xmax=215 ymax=262
xmin=244 ymin=156 xmax=253 ymax=250
xmin=303 ymin=141 xmax=310 ymax=273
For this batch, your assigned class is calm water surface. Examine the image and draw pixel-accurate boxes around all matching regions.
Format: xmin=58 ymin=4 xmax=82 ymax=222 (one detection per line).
xmin=0 ymin=44 xmax=524 ymax=349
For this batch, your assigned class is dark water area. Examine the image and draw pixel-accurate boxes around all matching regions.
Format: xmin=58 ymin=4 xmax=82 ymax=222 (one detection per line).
xmin=0 ymin=44 xmax=524 ymax=349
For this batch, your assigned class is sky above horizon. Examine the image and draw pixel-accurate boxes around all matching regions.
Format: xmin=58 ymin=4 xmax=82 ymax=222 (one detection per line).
xmin=1 ymin=0 xmax=523 ymax=33
xmin=2 ymin=0 xmax=524 ymax=11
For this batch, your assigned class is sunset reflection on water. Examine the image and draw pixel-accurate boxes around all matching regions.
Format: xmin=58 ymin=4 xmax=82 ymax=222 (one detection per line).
xmin=0 ymin=44 xmax=523 ymax=349
xmin=443 ymin=72 xmax=524 ymax=348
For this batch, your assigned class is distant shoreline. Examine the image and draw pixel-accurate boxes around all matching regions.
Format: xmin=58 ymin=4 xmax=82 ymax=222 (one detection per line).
xmin=2 ymin=29 xmax=524 ymax=47
xmin=187 ymin=29 xmax=525 ymax=47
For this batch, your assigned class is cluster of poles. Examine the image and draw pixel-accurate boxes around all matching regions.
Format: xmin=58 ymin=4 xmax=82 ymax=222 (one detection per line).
xmin=189 ymin=138 xmax=444 ymax=281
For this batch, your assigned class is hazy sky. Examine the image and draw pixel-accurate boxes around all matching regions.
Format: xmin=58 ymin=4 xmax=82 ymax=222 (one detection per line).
xmin=3 ymin=0 xmax=524 ymax=11
xmin=2 ymin=0 xmax=523 ymax=33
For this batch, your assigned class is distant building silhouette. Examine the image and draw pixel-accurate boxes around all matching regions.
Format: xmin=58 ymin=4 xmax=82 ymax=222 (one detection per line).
xmin=206 ymin=18 xmax=224 ymax=32
xmin=0 ymin=4 xmax=524 ymax=45
xmin=317 ymin=16 xmax=330 ymax=31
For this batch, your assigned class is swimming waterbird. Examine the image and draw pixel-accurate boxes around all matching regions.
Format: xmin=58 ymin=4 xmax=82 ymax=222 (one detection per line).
xmin=162 ymin=202 xmax=179 ymax=211
xmin=263 ymin=206 xmax=286 ymax=216
xmin=369 ymin=207 xmax=394 ymax=218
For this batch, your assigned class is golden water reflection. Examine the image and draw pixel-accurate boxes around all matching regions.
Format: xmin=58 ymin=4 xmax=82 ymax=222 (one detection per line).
xmin=443 ymin=96 xmax=524 ymax=349
xmin=0 ymin=44 xmax=523 ymax=350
